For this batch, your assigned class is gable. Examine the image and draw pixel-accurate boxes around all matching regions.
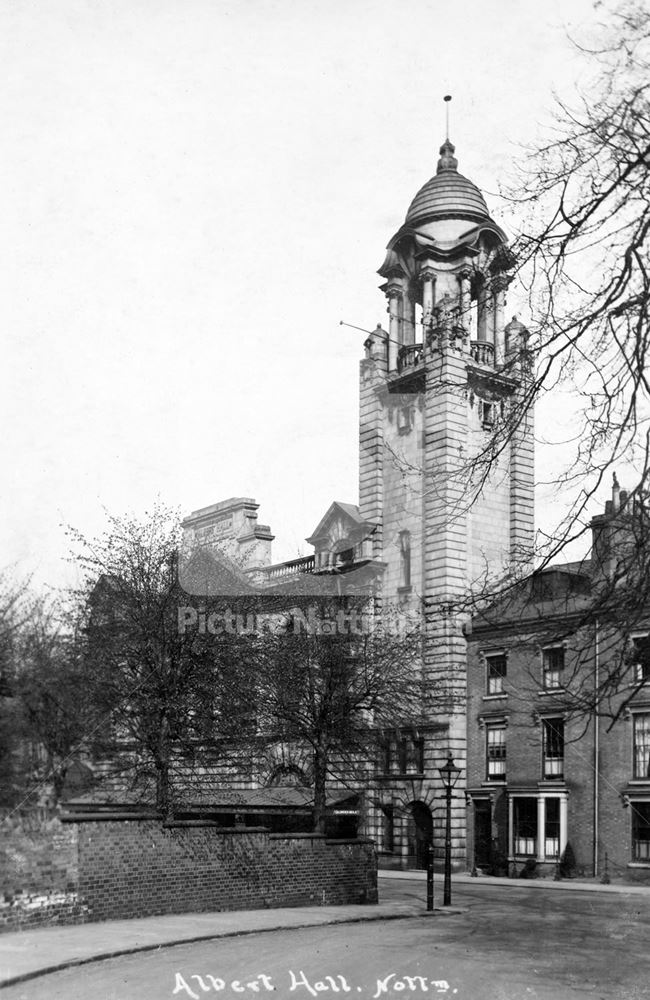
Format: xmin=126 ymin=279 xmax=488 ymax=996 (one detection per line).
xmin=305 ymin=501 xmax=375 ymax=553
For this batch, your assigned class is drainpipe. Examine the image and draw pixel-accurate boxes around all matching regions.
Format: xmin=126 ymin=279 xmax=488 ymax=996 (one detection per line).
xmin=594 ymin=619 xmax=600 ymax=877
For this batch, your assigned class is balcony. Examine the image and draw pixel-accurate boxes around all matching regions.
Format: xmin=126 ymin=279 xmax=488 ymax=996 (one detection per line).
xmin=396 ymin=343 xmax=424 ymax=373
xmin=470 ymin=340 xmax=495 ymax=367
xmin=261 ymin=555 xmax=315 ymax=581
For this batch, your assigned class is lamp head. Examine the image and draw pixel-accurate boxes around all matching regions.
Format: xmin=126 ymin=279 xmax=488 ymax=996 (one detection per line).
xmin=438 ymin=752 xmax=461 ymax=789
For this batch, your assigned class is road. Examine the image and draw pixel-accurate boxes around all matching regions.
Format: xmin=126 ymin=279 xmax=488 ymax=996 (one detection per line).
xmin=3 ymin=878 xmax=650 ymax=1000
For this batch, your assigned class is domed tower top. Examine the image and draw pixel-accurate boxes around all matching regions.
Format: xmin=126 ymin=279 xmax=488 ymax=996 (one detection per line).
xmin=404 ymin=138 xmax=492 ymax=227
xmin=376 ymin=109 xmax=515 ymax=375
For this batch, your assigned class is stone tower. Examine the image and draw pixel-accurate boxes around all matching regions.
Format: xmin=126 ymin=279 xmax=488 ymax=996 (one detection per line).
xmin=360 ymin=137 xmax=534 ymax=867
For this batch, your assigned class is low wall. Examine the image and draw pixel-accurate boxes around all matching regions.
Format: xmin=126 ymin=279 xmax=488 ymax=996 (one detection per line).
xmin=0 ymin=815 xmax=86 ymax=932
xmin=72 ymin=817 xmax=377 ymax=922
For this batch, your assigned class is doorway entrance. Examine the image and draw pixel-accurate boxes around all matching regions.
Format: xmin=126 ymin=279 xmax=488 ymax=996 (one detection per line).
xmin=474 ymin=799 xmax=492 ymax=871
xmin=406 ymin=801 xmax=433 ymax=869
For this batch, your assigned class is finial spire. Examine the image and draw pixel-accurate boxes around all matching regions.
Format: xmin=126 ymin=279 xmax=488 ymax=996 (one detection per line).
xmin=444 ymin=94 xmax=452 ymax=140
xmin=437 ymin=96 xmax=457 ymax=173
xmin=612 ymin=471 xmax=621 ymax=512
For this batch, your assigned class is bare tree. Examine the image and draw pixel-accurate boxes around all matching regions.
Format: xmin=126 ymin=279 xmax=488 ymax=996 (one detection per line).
xmin=470 ymin=477 xmax=650 ymax=728
xmin=70 ymin=504 xmax=254 ymax=818
xmin=441 ymin=3 xmax=650 ymax=725
xmin=15 ymin=596 xmax=96 ymax=806
xmin=0 ymin=568 xmax=37 ymax=808
xmin=498 ymin=0 xmax=650 ymax=560
xmin=251 ymin=598 xmax=424 ymax=833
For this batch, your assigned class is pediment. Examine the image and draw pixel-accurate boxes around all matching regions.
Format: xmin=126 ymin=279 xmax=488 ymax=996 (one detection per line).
xmin=306 ymin=501 xmax=375 ymax=553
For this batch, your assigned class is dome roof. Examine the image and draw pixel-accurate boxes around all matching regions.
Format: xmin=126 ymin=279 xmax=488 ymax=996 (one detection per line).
xmin=404 ymin=139 xmax=490 ymax=226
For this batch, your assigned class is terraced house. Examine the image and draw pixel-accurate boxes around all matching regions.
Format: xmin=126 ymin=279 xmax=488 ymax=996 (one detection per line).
xmin=466 ymin=479 xmax=650 ymax=883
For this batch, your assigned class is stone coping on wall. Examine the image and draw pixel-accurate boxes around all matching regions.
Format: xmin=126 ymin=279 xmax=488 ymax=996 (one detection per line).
xmin=61 ymin=814 xmax=375 ymax=845
xmin=61 ymin=811 xmax=159 ymax=823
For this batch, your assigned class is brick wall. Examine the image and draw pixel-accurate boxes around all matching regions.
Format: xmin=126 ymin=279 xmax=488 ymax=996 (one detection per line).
xmin=0 ymin=816 xmax=86 ymax=932
xmin=72 ymin=819 xmax=377 ymax=922
xmin=467 ymin=624 xmax=650 ymax=884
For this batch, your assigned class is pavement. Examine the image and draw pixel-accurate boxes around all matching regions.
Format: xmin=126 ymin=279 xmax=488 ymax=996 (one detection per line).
xmin=0 ymin=870 xmax=647 ymax=990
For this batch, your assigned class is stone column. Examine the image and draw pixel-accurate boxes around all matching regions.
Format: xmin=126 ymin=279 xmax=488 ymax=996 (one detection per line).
xmin=359 ymin=326 xmax=386 ymax=561
xmin=386 ymin=280 xmax=403 ymax=372
xmin=493 ymin=276 xmax=508 ymax=367
xmin=458 ymin=270 xmax=472 ymax=342
xmin=420 ymin=265 xmax=436 ymax=334
xmin=559 ymin=796 xmax=568 ymax=856
xmin=508 ymin=798 xmax=514 ymax=862
xmin=508 ymin=318 xmax=535 ymax=568
xmin=402 ymin=288 xmax=416 ymax=347
xmin=537 ymin=796 xmax=545 ymax=861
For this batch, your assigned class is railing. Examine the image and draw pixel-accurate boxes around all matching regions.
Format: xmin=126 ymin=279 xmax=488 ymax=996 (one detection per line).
xmin=396 ymin=343 xmax=424 ymax=373
xmin=544 ymin=837 xmax=560 ymax=859
xmin=487 ymin=759 xmax=506 ymax=780
xmin=470 ymin=340 xmax=495 ymax=367
xmin=634 ymin=838 xmax=650 ymax=861
xmin=514 ymin=836 xmax=536 ymax=856
xmin=262 ymin=555 xmax=316 ymax=580
xmin=543 ymin=756 xmax=564 ymax=778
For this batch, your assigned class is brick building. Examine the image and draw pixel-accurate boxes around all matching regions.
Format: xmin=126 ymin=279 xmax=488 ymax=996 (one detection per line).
xmin=466 ymin=479 xmax=650 ymax=883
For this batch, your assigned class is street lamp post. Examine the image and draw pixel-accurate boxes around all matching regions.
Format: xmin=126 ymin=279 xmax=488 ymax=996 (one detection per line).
xmin=426 ymin=840 xmax=434 ymax=911
xmin=438 ymin=752 xmax=461 ymax=907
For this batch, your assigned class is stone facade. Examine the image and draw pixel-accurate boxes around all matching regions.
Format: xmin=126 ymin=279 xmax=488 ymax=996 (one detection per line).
xmin=181 ymin=136 xmax=536 ymax=871
xmin=359 ymin=139 xmax=534 ymax=867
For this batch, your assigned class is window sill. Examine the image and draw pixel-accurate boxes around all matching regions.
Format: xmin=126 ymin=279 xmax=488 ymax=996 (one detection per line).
xmin=378 ymin=772 xmax=425 ymax=780
xmin=537 ymin=689 xmax=566 ymax=697
xmin=628 ymin=862 xmax=650 ymax=869
xmin=483 ymin=693 xmax=507 ymax=701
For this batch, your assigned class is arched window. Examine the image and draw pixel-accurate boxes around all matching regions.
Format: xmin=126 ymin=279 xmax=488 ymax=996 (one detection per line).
xmin=267 ymin=764 xmax=308 ymax=788
xmin=399 ymin=530 xmax=411 ymax=589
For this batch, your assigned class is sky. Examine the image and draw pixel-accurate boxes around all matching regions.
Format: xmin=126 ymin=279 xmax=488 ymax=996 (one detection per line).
xmin=0 ymin=0 xmax=605 ymax=589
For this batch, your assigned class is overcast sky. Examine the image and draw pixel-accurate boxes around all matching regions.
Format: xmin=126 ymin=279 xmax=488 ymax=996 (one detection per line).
xmin=0 ymin=0 xmax=606 ymax=588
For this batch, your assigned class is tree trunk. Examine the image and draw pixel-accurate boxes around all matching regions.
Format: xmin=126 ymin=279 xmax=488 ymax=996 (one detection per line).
xmin=51 ymin=761 xmax=67 ymax=805
xmin=156 ymin=717 xmax=172 ymax=820
xmin=312 ymin=743 xmax=328 ymax=834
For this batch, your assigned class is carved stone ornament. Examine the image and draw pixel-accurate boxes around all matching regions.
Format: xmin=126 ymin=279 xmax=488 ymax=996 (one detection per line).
xmin=491 ymin=273 xmax=511 ymax=293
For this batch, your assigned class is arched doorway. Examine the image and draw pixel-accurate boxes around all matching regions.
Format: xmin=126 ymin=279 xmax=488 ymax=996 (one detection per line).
xmin=406 ymin=801 xmax=433 ymax=870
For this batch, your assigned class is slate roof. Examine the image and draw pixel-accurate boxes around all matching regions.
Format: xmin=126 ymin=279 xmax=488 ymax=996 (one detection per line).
xmin=64 ymin=785 xmax=358 ymax=812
